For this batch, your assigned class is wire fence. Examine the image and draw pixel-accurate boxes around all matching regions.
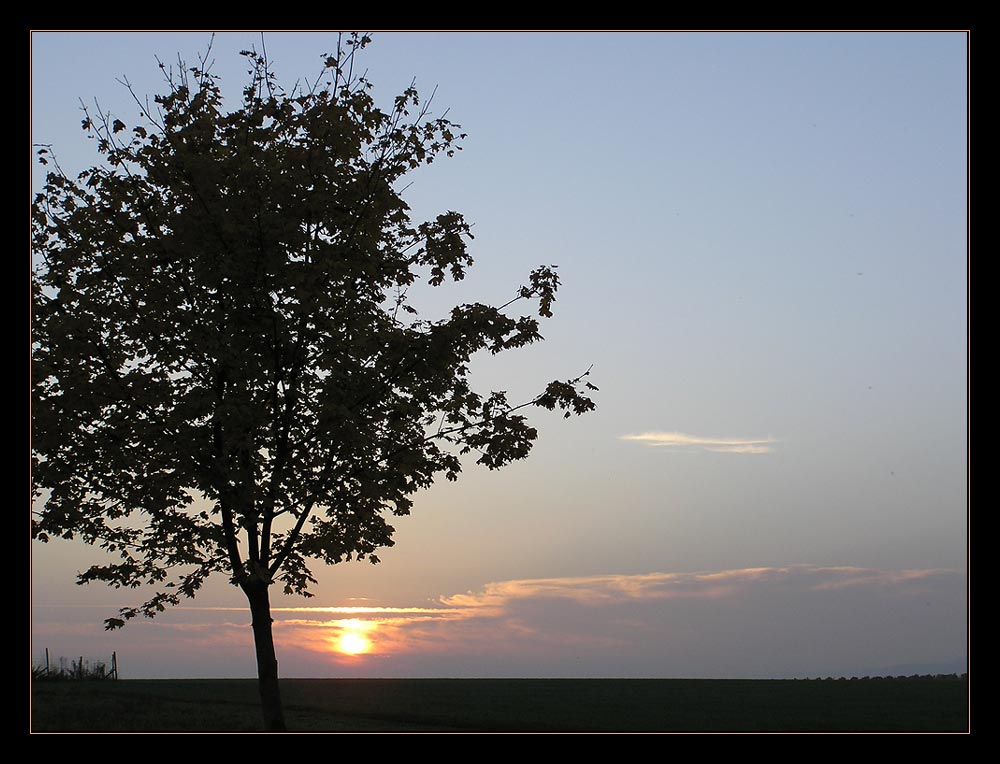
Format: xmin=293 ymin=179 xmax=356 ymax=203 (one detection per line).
xmin=32 ymin=649 xmax=118 ymax=680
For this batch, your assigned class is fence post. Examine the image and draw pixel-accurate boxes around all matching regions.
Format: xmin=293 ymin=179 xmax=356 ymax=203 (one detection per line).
xmin=111 ymin=651 xmax=118 ymax=680
xmin=45 ymin=647 xmax=50 ymax=676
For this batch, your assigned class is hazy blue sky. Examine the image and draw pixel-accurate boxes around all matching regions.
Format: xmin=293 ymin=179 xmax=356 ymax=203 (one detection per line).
xmin=31 ymin=31 xmax=968 ymax=679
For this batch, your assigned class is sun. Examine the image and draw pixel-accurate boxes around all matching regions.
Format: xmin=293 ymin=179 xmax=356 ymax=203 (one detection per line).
xmin=335 ymin=619 xmax=373 ymax=656
xmin=338 ymin=631 xmax=371 ymax=655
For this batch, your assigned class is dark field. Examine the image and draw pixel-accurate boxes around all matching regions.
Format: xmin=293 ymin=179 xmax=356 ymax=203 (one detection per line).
xmin=31 ymin=677 xmax=969 ymax=733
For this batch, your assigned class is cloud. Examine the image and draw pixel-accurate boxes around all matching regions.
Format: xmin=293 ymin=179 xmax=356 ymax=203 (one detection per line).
xmin=620 ymin=431 xmax=777 ymax=453
xmin=435 ymin=565 xmax=955 ymax=610
xmin=40 ymin=565 xmax=960 ymax=678
xmin=258 ymin=565 xmax=963 ymax=677
xmin=438 ymin=571 xmax=742 ymax=610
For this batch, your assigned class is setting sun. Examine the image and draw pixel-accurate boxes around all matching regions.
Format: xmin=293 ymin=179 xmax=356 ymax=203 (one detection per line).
xmin=335 ymin=619 xmax=373 ymax=655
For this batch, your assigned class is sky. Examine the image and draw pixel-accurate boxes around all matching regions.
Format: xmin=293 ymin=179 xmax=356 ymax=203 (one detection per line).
xmin=30 ymin=31 xmax=968 ymax=680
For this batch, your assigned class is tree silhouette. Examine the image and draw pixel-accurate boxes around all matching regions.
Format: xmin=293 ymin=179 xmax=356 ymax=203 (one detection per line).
xmin=31 ymin=34 xmax=596 ymax=730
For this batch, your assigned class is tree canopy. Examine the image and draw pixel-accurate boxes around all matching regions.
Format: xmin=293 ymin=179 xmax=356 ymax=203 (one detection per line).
xmin=31 ymin=33 xmax=596 ymax=642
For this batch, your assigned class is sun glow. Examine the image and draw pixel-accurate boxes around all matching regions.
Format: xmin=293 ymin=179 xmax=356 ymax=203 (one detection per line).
xmin=335 ymin=619 xmax=373 ymax=655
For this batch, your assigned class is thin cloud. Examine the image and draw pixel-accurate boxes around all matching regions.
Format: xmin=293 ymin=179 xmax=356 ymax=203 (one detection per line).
xmin=706 ymin=444 xmax=773 ymax=454
xmin=36 ymin=564 xmax=962 ymax=677
xmin=807 ymin=567 xmax=955 ymax=591
xmin=150 ymin=565 xmax=958 ymax=649
xmin=436 ymin=565 xmax=954 ymax=611
xmin=256 ymin=564 xmax=961 ymax=676
xmin=620 ymin=431 xmax=777 ymax=453
xmin=151 ymin=566 xmax=963 ymax=632
xmin=439 ymin=571 xmax=741 ymax=610
xmin=271 ymin=606 xmax=449 ymax=615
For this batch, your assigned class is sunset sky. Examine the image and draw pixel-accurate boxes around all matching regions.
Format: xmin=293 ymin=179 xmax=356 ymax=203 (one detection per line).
xmin=30 ymin=31 xmax=968 ymax=680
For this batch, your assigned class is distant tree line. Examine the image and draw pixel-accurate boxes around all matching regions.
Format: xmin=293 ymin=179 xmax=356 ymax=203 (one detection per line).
xmin=794 ymin=673 xmax=967 ymax=682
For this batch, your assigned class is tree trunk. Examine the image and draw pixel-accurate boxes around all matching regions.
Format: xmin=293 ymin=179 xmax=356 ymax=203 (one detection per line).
xmin=243 ymin=581 xmax=287 ymax=731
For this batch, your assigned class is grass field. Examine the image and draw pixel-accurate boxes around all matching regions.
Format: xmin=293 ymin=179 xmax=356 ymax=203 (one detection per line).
xmin=30 ymin=677 xmax=969 ymax=733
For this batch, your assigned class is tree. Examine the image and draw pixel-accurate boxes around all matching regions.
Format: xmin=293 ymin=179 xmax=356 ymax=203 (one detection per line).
xmin=31 ymin=34 xmax=596 ymax=731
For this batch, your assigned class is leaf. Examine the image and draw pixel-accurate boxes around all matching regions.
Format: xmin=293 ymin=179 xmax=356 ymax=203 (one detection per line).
xmin=112 ymin=119 xmax=126 ymax=133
